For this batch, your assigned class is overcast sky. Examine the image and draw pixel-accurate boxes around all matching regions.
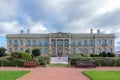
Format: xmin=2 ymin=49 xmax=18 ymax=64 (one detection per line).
xmin=0 ymin=0 xmax=120 ymax=51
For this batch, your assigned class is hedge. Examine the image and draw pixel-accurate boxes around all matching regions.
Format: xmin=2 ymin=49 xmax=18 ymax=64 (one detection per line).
xmin=69 ymin=57 xmax=120 ymax=67
xmin=0 ymin=59 xmax=24 ymax=67
xmin=37 ymin=56 xmax=50 ymax=66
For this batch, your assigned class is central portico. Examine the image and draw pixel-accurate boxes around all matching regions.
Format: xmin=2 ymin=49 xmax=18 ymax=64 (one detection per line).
xmin=49 ymin=32 xmax=71 ymax=56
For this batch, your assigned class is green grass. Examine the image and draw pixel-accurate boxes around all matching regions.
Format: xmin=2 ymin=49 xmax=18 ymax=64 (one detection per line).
xmin=0 ymin=70 xmax=30 ymax=80
xmin=83 ymin=71 xmax=120 ymax=80
xmin=50 ymin=63 xmax=68 ymax=67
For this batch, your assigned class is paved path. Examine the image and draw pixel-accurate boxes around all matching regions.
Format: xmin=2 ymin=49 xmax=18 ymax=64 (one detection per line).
xmin=1 ymin=67 xmax=120 ymax=80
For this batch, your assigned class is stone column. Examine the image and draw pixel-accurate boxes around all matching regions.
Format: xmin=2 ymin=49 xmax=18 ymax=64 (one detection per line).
xmin=68 ymin=33 xmax=71 ymax=54
xmin=49 ymin=34 xmax=52 ymax=55
xmin=63 ymin=39 xmax=64 ymax=55
xmin=56 ymin=39 xmax=57 ymax=54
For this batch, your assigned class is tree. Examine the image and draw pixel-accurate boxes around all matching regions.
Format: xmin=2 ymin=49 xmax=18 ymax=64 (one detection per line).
xmin=32 ymin=48 xmax=41 ymax=57
xmin=25 ymin=49 xmax=30 ymax=53
xmin=20 ymin=52 xmax=32 ymax=60
xmin=0 ymin=47 xmax=6 ymax=57
xmin=99 ymin=52 xmax=107 ymax=57
xmin=107 ymin=52 xmax=115 ymax=57
xmin=11 ymin=52 xmax=21 ymax=59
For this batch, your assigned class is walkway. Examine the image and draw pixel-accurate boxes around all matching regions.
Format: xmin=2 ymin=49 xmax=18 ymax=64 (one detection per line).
xmin=1 ymin=67 xmax=120 ymax=80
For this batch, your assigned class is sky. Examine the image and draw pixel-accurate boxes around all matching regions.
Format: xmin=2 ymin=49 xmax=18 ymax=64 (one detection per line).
xmin=0 ymin=0 xmax=120 ymax=51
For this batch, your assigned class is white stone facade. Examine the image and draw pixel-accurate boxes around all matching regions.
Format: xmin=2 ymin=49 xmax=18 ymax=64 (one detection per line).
xmin=6 ymin=29 xmax=115 ymax=56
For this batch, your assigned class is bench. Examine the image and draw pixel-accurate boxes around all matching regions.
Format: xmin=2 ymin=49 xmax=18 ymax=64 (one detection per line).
xmin=24 ymin=61 xmax=37 ymax=67
xmin=75 ymin=61 xmax=96 ymax=68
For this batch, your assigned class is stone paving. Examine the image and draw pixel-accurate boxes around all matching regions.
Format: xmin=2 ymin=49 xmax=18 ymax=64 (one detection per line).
xmin=1 ymin=67 xmax=120 ymax=80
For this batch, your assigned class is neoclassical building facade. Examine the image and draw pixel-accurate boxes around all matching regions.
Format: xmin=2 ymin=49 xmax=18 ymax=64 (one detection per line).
xmin=6 ymin=29 xmax=115 ymax=56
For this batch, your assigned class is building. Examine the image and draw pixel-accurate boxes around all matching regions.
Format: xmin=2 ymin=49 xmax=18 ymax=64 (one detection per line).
xmin=6 ymin=29 xmax=115 ymax=56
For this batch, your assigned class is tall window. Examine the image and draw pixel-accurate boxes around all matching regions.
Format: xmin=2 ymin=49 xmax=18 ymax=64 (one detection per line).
xmin=44 ymin=48 xmax=48 ymax=53
xmin=58 ymin=41 xmax=62 ymax=46
xmin=9 ymin=48 xmax=12 ymax=53
xmin=51 ymin=40 xmax=55 ymax=47
xmin=89 ymin=48 xmax=93 ymax=54
xmin=78 ymin=41 xmax=82 ymax=46
xmin=33 ymin=40 xmax=37 ymax=46
xmin=65 ymin=48 xmax=68 ymax=53
xmin=97 ymin=39 xmax=101 ymax=45
xmin=20 ymin=48 xmax=24 ymax=52
xmin=52 ymin=48 xmax=55 ymax=54
xmin=27 ymin=40 xmax=31 ymax=46
xmin=102 ymin=39 xmax=107 ymax=46
xmin=40 ymin=48 xmax=42 ymax=53
xmin=72 ymin=48 xmax=76 ymax=54
xmin=108 ymin=48 xmax=112 ymax=52
xmin=84 ymin=48 xmax=87 ymax=55
xmin=20 ymin=40 xmax=24 ymax=46
xmin=72 ymin=41 xmax=76 ymax=46
xmin=77 ymin=48 xmax=82 ymax=53
xmin=97 ymin=48 xmax=101 ymax=54
xmin=84 ymin=40 xmax=87 ymax=46
xmin=44 ymin=40 xmax=48 ymax=46
xmin=14 ymin=40 xmax=18 ymax=46
xmin=65 ymin=40 xmax=69 ymax=47
xmin=38 ymin=41 xmax=42 ymax=47
xmin=9 ymin=40 xmax=12 ymax=46
xmin=89 ymin=40 xmax=93 ymax=46
xmin=109 ymin=40 xmax=112 ymax=45
xmin=102 ymin=48 xmax=106 ymax=52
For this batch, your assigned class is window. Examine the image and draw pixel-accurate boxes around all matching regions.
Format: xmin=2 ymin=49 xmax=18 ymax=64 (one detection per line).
xmin=89 ymin=48 xmax=93 ymax=54
xmin=102 ymin=48 xmax=106 ymax=52
xmin=20 ymin=40 xmax=24 ymax=46
xmin=65 ymin=48 xmax=68 ymax=53
xmin=78 ymin=41 xmax=82 ymax=46
xmin=109 ymin=40 xmax=112 ymax=45
xmin=27 ymin=40 xmax=31 ymax=46
xmin=14 ymin=40 xmax=18 ymax=46
xmin=40 ymin=48 xmax=42 ymax=53
xmin=52 ymin=48 xmax=55 ymax=54
xmin=89 ymin=40 xmax=93 ymax=46
xmin=97 ymin=39 xmax=101 ymax=45
xmin=72 ymin=41 xmax=76 ymax=46
xmin=44 ymin=48 xmax=48 ymax=53
xmin=38 ymin=41 xmax=42 ymax=47
xmin=72 ymin=48 xmax=76 ymax=54
xmin=84 ymin=40 xmax=87 ymax=46
xmin=84 ymin=48 xmax=87 ymax=53
xmin=9 ymin=48 xmax=12 ymax=53
xmin=97 ymin=48 xmax=101 ymax=54
xmin=44 ymin=40 xmax=48 ymax=46
xmin=102 ymin=39 xmax=107 ymax=46
xmin=58 ymin=41 xmax=62 ymax=46
xmin=20 ymin=48 xmax=24 ymax=52
xmin=33 ymin=40 xmax=37 ymax=46
xmin=108 ymin=48 xmax=112 ymax=52
xmin=9 ymin=40 xmax=12 ymax=46
xmin=51 ymin=40 xmax=55 ymax=47
xmin=77 ymin=48 xmax=82 ymax=53
xmin=65 ymin=40 xmax=69 ymax=47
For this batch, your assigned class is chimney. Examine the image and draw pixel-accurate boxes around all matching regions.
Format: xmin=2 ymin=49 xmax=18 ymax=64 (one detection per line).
xmin=90 ymin=29 xmax=93 ymax=34
xmin=21 ymin=30 xmax=24 ymax=34
xmin=97 ymin=29 xmax=100 ymax=34
xmin=27 ymin=29 xmax=30 ymax=34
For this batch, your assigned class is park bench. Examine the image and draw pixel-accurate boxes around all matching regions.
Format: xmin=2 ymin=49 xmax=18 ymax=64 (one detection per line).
xmin=75 ymin=61 xmax=96 ymax=68
xmin=24 ymin=61 xmax=37 ymax=67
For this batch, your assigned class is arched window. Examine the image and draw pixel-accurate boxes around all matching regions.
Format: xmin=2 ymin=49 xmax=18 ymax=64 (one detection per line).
xmin=77 ymin=48 xmax=82 ymax=53
xmin=72 ymin=48 xmax=76 ymax=54
xmin=102 ymin=48 xmax=106 ymax=52
xmin=108 ymin=48 xmax=112 ymax=52
xmin=84 ymin=48 xmax=87 ymax=55
xmin=38 ymin=40 xmax=42 ymax=47
xmin=89 ymin=48 xmax=93 ymax=54
xmin=97 ymin=48 xmax=101 ymax=54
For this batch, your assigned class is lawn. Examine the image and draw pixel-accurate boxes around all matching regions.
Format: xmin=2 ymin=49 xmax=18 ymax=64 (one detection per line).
xmin=83 ymin=71 xmax=120 ymax=80
xmin=0 ymin=70 xmax=30 ymax=80
xmin=50 ymin=63 xmax=68 ymax=67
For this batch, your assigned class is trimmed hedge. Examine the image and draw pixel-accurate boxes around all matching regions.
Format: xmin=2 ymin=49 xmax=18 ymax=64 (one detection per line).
xmin=0 ymin=59 xmax=24 ymax=67
xmin=69 ymin=57 xmax=120 ymax=67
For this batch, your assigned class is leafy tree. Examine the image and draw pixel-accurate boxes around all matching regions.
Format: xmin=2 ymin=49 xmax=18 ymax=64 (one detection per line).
xmin=32 ymin=48 xmax=41 ymax=57
xmin=99 ymin=52 xmax=107 ymax=57
xmin=107 ymin=52 xmax=115 ymax=57
xmin=25 ymin=49 xmax=30 ymax=53
xmin=20 ymin=52 xmax=32 ymax=60
xmin=11 ymin=52 xmax=21 ymax=59
xmin=0 ymin=47 xmax=6 ymax=57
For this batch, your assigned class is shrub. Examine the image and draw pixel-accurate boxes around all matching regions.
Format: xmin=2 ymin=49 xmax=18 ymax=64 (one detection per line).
xmin=90 ymin=54 xmax=99 ymax=57
xmin=99 ymin=52 xmax=107 ymax=57
xmin=107 ymin=52 xmax=115 ymax=57
xmin=11 ymin=52 xmax=21 ymax=59
xmin=20 ymin=52 xmax=32 ymax=61
xmin=0 ymin=47 xmax=6 ymax=57
xmin=32 ymin=48 xmax=41 ymax=57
